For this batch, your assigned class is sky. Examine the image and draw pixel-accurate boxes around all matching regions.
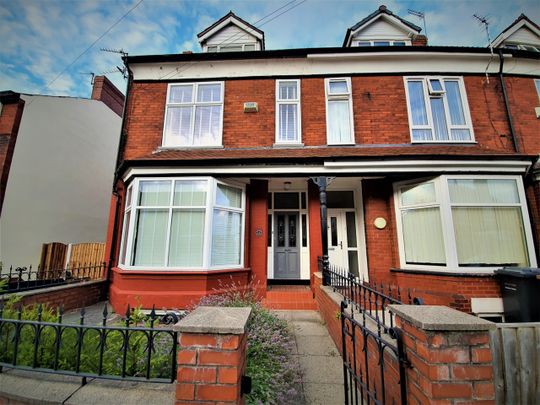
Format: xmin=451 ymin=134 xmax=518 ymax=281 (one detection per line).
xmin=1 ymin=0 xmax=539 ymax=98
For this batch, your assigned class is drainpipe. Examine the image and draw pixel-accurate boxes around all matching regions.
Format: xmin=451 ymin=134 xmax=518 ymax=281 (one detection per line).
xmin=311 ymin=177 xmax=330 ymax=286
xmin=498 ymin=49 xmax=520 ymax=153
xmin=107 ymin=62 xmax=133 ymax=276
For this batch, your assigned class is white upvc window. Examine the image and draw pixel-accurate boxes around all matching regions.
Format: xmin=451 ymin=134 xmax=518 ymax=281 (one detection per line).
xmin=354 ymin=40 xmax=410 ymax=46
xmin=535 ymin=79 xmax=540 ymax=101
xmin=119 ymin=177 xmax=245 ymax=270
xmin=325 ymin=78 xmax=355 ymax=145
xmin=404 ymin=76 xmax=474 ymax=143
xmin=394 ymin=175 xmax=537 ymax=273
xmin=163 ymin=82 xmax=224 ymax=147
xmin=206 ymin=44 xmax=257 ymax=52
xmin=275 ymin=79 xmax=301 ymax=144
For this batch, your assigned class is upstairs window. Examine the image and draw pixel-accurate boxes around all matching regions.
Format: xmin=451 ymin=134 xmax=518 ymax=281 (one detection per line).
xmin=325 ymin=78 xmax=354 ymax=145
xmin=405 ymin=77 xmax=474 ymax=143
xmin=535 ymin=79 xmax=540 ymax=101
xmin=276 ymin=80 xmax=301 ymax=144
xmin=163 ymin=82 xmax=224 ymax=147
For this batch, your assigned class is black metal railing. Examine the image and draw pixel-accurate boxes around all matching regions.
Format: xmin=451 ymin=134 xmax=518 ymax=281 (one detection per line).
xmin=325 ymin=262 xmax=422 ymax=335
xmin=0 ymin=303 xmax=179 ymax=384
xmin=341 ymin=301 xmax=408 ymax=405
xmin=1 ymin=263 xmax=106 ymax=293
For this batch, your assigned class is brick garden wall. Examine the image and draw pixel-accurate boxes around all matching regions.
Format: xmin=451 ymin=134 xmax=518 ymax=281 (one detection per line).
xmin=1 ymin=280 xmax=108 ymax=311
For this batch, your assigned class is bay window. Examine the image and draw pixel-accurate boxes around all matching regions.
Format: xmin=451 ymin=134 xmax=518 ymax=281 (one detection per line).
xmin=276 ymin=80 xmax=301 ymax=144
xmin=325 ymin=78 xmax=354 ymax=145
xmin=394 ymin=176 xmax=536 ymax=272
xmin=119 ymin=178 xmax=245 ymax=269
xmin=404 ymin=77 xmax=474 ymax=143
xmin=163 ymin=82 xmax=224 ymax=147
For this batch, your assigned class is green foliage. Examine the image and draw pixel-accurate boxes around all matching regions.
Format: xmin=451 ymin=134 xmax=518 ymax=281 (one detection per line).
xmin=198 ymin=282 xmax=303 ymax=404
xmin=0 ymin=300 xmax=175 ymax=380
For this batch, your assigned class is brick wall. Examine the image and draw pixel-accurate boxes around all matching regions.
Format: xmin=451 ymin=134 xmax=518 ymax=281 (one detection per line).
xmin=0 ymin=94 xmax=24 ymax=215
xmin=0 ymin=280 xmax=108 ymax=311
xmin=120 ymin=74 xmax=537 ymax=160
xmin=314 ymin=273 xmax=496 ymax=404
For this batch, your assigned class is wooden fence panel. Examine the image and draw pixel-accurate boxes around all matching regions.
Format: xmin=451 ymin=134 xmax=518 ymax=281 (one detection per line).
xmin=39 ymin=243 xmax=67 ymax=275
xmin=67 ymin=243 xmax=106 ymax=268
xmin=490 ymin=323 xmax=540 ymax=404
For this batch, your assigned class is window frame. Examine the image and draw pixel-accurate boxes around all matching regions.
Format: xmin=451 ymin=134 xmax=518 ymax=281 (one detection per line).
xmin=119 ymin=176 xmax=245 ymax=271
xmin=162 ymin=82 xmax=225 ymax=148
xmin=275 ymin=79 xmax=302 ymax=145
xmin=535 ymin=79 xmax=540 ymax=102
xmin=353 ymin=40 xmax=412 ymax=46
xmin=325 ymin=77 xmax=355 ymax=145
xmin=393 ymin=175 xmax=537 ymax=273
xmin=403 ymin=76 xmax=475 ymax=143
xmin=206 ymin=43 xmax=258 ymax=52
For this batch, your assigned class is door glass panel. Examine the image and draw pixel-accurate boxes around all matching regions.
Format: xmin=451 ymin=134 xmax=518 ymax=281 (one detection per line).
xmin=268 ymin=215 xmax=272 ymax=247
xmin=267 ymin=193 xmax=272 ymax=209
xmin=327 ymin=191 xmax=355 ymax=208
xmin=289 ymin=215 xmax=297 ymax=247
xmin=302 ymin=214 xmax=307 ymax=247
xmin=277 ymin=215 xmax=285 ymax=247
xmin=274 ymin=192 xmax=300 ymax=209
xmin=348 ymin=251 xmax=359 ymax=277
xmin=301 ymin=192 xmax=306 ymax=209
xmin=345 ymin=212 xmax=357 ymax=248
xmin=330 ymin=217 xmax=338 ymax=246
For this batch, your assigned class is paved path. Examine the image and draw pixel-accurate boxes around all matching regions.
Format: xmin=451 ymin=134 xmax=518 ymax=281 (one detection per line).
xmin=275 ymin=310 xmax=345 ymax=405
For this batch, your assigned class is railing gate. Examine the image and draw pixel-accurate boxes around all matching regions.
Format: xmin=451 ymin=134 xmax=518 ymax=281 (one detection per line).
xmin=340 ymin=301 xmax=408 ymax=405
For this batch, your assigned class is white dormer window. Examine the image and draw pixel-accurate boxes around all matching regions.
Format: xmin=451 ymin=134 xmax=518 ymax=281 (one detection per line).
xmin=504 ymin=43 xmax=540 ymax=52
xmin=353 ymin=40 xmax=410 ymax=46
xmin=207 ymin=44 xmax=257 ymax=53
xmin=275 ymin=80 xmax=301 ymax=144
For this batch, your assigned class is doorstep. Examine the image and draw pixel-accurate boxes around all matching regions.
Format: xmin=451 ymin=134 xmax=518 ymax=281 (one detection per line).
xmin=262 ymin=285 xmax=318 ymax=310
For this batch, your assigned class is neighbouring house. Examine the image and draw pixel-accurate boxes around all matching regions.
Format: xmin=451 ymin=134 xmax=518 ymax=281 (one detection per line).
xmin=105 ymin=6 xmax=540 ymax=317
xmin=0 ymin=76 xmax=124 ymax=267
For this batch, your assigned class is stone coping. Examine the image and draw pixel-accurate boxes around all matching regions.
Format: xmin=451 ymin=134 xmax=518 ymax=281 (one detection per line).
xmin=0 ymin=279 xmax=106 ymax=300
xmin=174 ymin=306 xmax=251 ymax=334
xmin=389 ymin=305 xmax=496 ymax=331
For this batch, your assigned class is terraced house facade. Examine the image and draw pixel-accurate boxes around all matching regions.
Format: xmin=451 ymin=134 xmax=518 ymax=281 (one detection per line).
xmin=105 ymin=7 xmax=540 ymax=317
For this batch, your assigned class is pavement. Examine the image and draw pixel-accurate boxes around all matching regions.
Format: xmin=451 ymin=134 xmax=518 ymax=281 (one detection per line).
xmin=274 ymin=310 xmax=345 ymax=405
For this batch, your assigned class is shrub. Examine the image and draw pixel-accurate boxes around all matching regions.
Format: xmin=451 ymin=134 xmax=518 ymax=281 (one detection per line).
xmin=198 ymin=279 xmax=303 ymax=405
xmin=0 ymin=297 xmax=176 ymax=380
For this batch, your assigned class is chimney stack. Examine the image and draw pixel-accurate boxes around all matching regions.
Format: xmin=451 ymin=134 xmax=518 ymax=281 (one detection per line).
xmin=91 ymin=76 xmax=125 ymax=117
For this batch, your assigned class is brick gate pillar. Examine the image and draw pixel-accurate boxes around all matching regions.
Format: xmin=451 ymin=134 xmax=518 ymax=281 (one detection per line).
xmin=389 ymin=305 xmax=496 ymax=404
xmin=174 ymin=306 xmax=251 ymax=405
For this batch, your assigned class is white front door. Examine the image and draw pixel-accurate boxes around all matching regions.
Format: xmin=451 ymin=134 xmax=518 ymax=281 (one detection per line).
xmin=327 ymin=209 xmax=360 ymax=276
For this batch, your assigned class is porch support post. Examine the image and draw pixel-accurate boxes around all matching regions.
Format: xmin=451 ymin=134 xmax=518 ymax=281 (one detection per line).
xmin=311 ymin=176 xmax=330 ymax=286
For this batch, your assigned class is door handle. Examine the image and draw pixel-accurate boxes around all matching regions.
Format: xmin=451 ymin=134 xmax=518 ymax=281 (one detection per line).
xmin=339 ymin=241 xmax=343 ymax=249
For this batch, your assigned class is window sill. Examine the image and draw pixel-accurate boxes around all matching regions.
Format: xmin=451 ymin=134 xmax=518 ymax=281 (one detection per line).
xmin=156 ymin=145 xmax=224 ymax=152
xmin=410 ymin=141 xmax=478 ymax=145
xmin=390 ymin=267 xmax=497 ymax=277
xmin=273 ymin=143 xmax=304 ymax=148
xmin=114 ymin=266 xmax=250 ymax=275
xmin=327 ymin=143 xmax=356 ymax=146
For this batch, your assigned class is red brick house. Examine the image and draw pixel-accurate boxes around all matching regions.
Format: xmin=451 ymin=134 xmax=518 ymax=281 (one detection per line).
xmin=105 ymin=7 xmax=540 ymax=317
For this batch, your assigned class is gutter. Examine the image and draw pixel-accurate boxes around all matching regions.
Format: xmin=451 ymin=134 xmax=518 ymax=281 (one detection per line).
xmin=107 ymin=63 xmax=133 ymax=277
xmin=498 ymin=49 xmax=520 ymax=153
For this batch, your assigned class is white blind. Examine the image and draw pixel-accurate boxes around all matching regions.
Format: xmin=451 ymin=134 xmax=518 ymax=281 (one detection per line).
xmin=328 ymin=100 xmax=352 ymax=144
xmin=133 ymin=209 xmax=168 ymax=266
xmin=169 ymin=210 xmax=205 ymax=266
xmin=211 ymin=210 xmax=242 ymax=266
xmin=402 ymin=207 xmax=446 ymax=265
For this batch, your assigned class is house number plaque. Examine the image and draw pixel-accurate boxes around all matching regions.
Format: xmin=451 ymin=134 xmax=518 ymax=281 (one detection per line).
xmin=255 ymin=229 xmax=263 ymax=237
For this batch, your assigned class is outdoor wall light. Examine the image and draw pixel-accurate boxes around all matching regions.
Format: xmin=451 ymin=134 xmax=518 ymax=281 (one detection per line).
xmin=284 ymin=181 xmax=292 ymax=190
xmin=374 ymin=217 xmax=387 ymax=229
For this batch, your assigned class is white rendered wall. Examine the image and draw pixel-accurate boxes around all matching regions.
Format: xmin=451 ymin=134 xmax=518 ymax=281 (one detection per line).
xmin=0 ymin=95 xmax=121 ymax=267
